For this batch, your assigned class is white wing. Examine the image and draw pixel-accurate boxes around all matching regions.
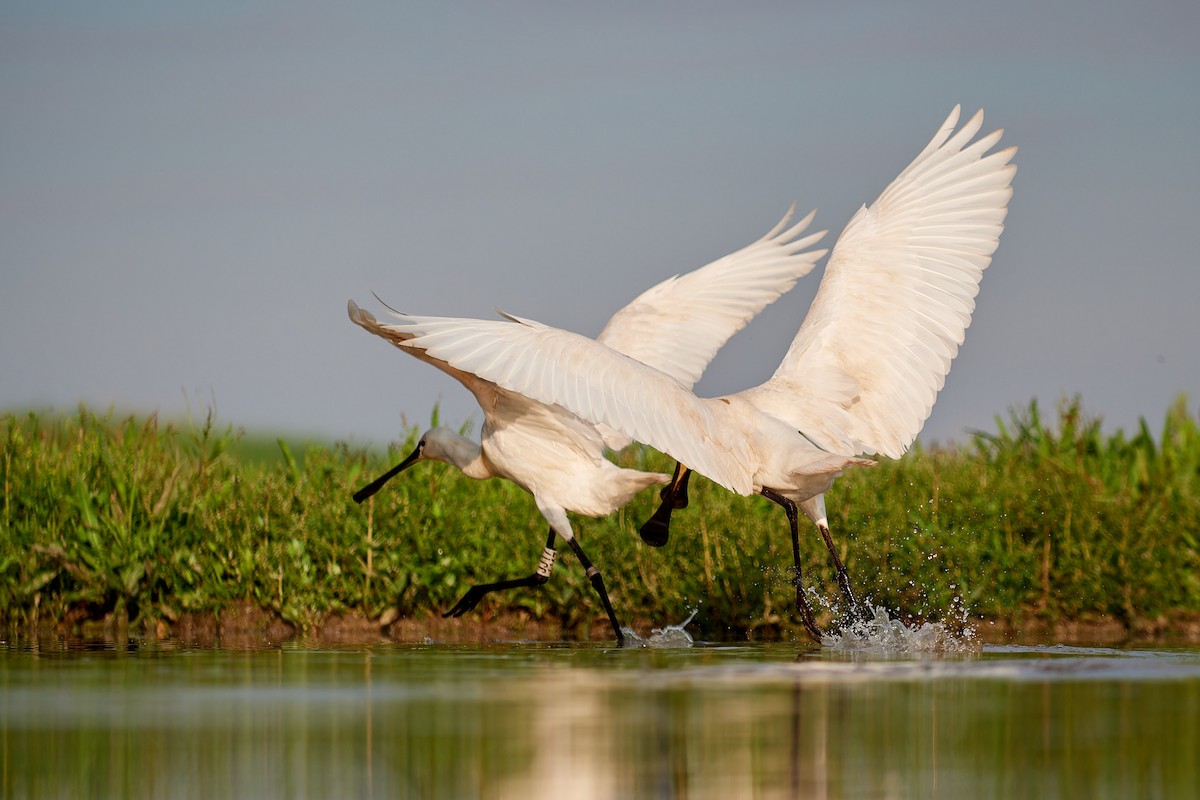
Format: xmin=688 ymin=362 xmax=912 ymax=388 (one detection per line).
xmin=739 ymin=106 xmax=1017 ymax=458
xmin=359 ymin=310 xmax=757 ymax=494
xmin=597 ymin=205 xmax=826 ymax=389
xmin=348 ymin=300 xmax=506 ymax=413
xmin=593 ymin=206 xmax=825 ymax=449
xmin=352 ymin=209 xmax=825 ymax=456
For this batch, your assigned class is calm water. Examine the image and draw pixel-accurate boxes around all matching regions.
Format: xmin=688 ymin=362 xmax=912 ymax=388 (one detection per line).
xmin=3 ymin=631 xmax=1199 ymax=799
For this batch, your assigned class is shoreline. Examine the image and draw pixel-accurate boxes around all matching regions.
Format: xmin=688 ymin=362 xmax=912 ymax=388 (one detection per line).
xmin=12 ymin=601 xmax=1200 ymax=650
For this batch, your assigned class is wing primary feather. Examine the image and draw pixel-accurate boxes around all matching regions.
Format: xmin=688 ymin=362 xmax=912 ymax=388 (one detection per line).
xmin=738 ymin=105 xmax=1015 ymax=457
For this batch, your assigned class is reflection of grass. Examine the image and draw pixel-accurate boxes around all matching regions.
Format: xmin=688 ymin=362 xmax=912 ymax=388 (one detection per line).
xmin=2 ymin=397 xmax=1197 ymax=640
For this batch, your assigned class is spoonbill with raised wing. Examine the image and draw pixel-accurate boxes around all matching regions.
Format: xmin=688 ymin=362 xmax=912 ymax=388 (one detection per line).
xmin=350 ymin=208 xmax=827 ymax=644
xmin=351 ymin=106 xmax=1016 ymax=641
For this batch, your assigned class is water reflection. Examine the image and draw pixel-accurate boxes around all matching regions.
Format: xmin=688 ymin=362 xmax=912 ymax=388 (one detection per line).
xmin=2 ymin=640 xmax=1198 ymax=798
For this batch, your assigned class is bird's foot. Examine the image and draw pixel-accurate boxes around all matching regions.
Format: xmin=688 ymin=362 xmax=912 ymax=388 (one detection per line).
xmin=790 ymin=577 xmax=825 ymax=643
xmin=443 ymin=586 xmax=488 ymax=618
xmin=798 ymin=611 xmax=824 ymax=644
xmin=659 ymin=483 xmax=689 ymax=510
xmin=638 ymin=500 xmax=673 ymax=547
xmin=661 ymin=464 xmax=691 ymax=509
xmin=442 ymin=572 xmax=549 ymax=618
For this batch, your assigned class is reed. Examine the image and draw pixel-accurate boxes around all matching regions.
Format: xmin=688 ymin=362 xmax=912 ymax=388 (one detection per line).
xmin=2 ymin=396 xmax=1197 ymax=640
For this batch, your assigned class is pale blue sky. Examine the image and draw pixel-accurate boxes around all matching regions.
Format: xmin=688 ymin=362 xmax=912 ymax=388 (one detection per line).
xmin=2 ymin=2 xmax=1198 ymax=448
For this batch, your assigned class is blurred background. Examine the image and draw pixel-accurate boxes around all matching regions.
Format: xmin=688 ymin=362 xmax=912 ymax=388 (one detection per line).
xmin=3 ymin=1 xmax=1197 ymax=448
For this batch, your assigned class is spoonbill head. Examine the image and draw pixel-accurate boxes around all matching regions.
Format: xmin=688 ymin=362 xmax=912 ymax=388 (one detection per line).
xmin=351 ymin=426 xmax=492 ymax=503
xmin=358 ymin=105 xmax=1017 ymax=642
xmin=350 ymin=207 xmax=828 ymax=644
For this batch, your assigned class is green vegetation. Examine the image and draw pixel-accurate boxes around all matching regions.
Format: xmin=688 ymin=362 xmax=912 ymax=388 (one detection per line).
xmin=2 ymin=397 xmax=1198 ymax=641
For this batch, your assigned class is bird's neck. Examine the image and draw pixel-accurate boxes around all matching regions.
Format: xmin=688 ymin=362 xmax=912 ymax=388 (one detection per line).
xmin=438 ymin=434 xmax=493 ymax=480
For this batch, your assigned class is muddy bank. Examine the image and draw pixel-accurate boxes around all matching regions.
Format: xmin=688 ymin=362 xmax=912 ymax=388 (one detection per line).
xmin=12 ymin=602 xmax=1200 ymax=649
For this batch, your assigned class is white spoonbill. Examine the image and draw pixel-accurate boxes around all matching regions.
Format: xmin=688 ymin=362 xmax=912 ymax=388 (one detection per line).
xmin=351 ymin=106 xmax=1016 ymax=641
xmin=350 ymin=208 xmax=827 ymax=644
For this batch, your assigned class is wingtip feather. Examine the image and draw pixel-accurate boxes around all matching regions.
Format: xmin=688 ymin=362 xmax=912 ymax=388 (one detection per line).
xmin=762 ymin=202 xmax=798 ymax=239
xmin=347 ymin=298 xmax=376 ymax=326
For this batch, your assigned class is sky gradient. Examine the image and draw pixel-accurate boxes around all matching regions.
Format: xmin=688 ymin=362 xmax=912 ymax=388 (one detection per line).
xmin=3 ymin=2 xmax=1198 ymax=450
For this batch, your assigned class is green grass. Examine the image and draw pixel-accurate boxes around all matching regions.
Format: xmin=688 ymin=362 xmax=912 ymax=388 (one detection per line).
xmin=2 ymin=397 xmax=1198 ymax=640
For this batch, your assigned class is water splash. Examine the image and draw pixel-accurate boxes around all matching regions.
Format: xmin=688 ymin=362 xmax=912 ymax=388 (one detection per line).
xmin=622 ymin=609 xmax=698 ymax=649
xmin=822 ymin=605 xmax=980 ymax=655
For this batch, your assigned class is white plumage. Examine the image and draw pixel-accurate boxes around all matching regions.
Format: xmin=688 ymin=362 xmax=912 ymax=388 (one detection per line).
xmin=350 ymin=207 xmax=827 ymax=643
xmin=355 ymin=106 xmax=1017 ymax=641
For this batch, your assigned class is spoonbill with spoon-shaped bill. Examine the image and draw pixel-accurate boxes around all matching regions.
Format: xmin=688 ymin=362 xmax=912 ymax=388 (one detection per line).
xmin=350 ymin=207 xmax=827 ymax=644
xmin=351 ymin=105 xmax=1016 ymax=641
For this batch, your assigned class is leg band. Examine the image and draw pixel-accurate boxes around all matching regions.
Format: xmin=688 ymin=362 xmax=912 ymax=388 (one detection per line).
xmin=536 ymin=547 xmax=557 ymax=578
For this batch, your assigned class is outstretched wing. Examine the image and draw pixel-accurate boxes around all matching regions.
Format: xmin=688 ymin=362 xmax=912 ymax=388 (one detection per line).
xmin=356 ymin=309 xmax=759 ymax=494
xmin=593 ymin=206 xmax=825 ymax=450
xmin=739 ymin=106 xmax=1017 ymax=458
xmin=348 ymin=300 xmax=505 ymax=413
xmin=597 ymin=206 xmax=826 ymax=389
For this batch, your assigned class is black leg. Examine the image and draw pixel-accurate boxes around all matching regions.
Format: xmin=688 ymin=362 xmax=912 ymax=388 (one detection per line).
xmin=443 ymin=529 xmax=558 ymax=618
xmin=817 ymin=523 xmax=867 ymax=622
xmin=565 ymin=536 xmax=626 ymax=646
xmin=761 ymin=488 xmax=823 ymax=642
xmin=639 ymin=463 xmax=692 ymax=547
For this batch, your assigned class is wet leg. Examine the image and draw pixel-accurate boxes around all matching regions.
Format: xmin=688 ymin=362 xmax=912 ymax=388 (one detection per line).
xmin=444 ymin=529 xmax=558 ymax=617
xmin=762 ymin=488 xmax=823 ymax=642
xmin=817 ymin=522 xmax=867 ymax=622
xmin=638 ymin=463 xmax=692 ymax=547
xmin=564 ymin=536 xmax=626 ymax=646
